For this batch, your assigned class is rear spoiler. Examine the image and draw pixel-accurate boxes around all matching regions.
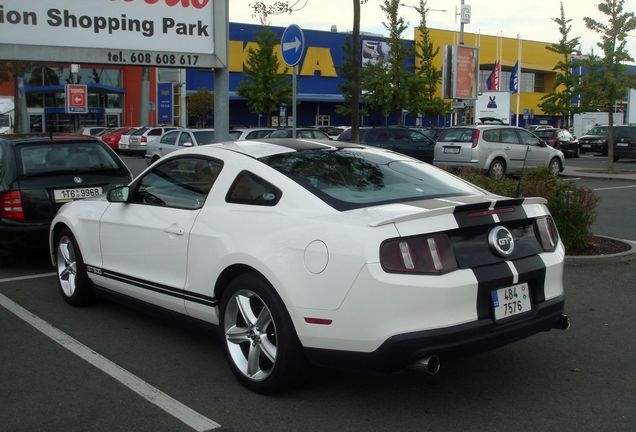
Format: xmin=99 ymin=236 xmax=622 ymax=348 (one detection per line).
xmin=369 ymin=197 xmax=547 ymax=227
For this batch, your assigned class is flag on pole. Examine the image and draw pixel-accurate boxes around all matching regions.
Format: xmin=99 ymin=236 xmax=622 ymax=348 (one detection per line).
xmin=486 ymin=61 xmax=500 ymax=91
xmin=510 ymin=61 xmax=519 ymax=93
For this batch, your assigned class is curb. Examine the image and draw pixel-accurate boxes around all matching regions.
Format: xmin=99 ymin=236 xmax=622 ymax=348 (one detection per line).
xmin=565 ymin=235 xmax=636 ymax=266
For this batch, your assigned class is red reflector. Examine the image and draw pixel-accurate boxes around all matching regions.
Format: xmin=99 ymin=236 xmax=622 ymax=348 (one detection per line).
xmin=304 ymin=317 xmax=333 ymax=325
xmin=468 ymin=207 xmax=515 ymax=218
xmin=1 ymin=190 xmax=25 ymax=221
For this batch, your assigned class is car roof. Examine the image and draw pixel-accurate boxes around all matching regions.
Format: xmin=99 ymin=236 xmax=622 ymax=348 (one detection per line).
xmin=0 ymin=134 xmax=100 ymax=145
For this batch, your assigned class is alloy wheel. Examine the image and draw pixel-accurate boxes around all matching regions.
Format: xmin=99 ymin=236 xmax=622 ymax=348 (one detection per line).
xmin=57 ymin=236 xmax=77 ymax=298
xmin=223 ymin=289 xmax=278 ymax=382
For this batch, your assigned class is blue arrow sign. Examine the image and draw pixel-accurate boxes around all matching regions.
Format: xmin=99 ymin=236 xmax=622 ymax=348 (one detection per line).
xmin=281 ymin=24 xmax=305 ymax=67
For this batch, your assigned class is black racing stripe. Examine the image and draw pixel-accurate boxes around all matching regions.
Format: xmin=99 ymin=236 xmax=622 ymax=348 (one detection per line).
xmin=512 ymin=255 xmax=547 ymax=303
xmin=472 ymin=262 xmax=514 ymax=319
xmin=495 ymin=205 xmax=527 ymax=223
xmin=454 ymin=202 xmax=494 ymax=228
xmin=87 ymin=267 xmax=217 ymax=307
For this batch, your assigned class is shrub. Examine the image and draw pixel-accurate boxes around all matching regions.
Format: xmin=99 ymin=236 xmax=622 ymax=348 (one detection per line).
xmin=455 ymin=167 xmax=598 ymax=253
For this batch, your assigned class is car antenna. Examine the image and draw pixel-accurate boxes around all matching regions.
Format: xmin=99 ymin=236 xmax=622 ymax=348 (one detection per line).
xmin=515 ymin=145 xmax=530 ymax=198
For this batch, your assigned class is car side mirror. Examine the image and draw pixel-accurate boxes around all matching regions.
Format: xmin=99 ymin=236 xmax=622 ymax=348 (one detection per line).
xmin=108 ymin=186 xmax=130 ymax=203
xmin=538 ymin=140 xmax=547 ymax=147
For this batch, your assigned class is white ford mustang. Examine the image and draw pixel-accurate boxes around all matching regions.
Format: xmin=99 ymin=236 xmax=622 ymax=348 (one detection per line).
xmin=49 ymin=138 xmax=568 ymax=393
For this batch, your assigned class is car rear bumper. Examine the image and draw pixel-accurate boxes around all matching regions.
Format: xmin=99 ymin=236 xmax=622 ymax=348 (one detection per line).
xmin=304 ymin=296 xmax=565 ymax=373
xmin=0 ymin=220 xmax=50 ymax=251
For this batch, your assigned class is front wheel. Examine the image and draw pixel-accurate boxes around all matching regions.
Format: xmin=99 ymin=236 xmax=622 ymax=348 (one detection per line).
xmin=549 ymin=158 xmax=562 ymax=177
xmin=55 ymin=228 xmax=95 ymax=306
xmin=220 ymin=274 xmax=307 ymax=393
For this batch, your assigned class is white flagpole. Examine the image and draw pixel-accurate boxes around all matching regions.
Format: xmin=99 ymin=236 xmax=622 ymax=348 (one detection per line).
xmin=516 ymin=33 xmax=521 ymax=126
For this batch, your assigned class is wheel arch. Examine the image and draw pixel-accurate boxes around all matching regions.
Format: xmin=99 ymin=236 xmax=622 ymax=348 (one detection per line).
xmin=214 ymin=264 xmax=276 ymax=309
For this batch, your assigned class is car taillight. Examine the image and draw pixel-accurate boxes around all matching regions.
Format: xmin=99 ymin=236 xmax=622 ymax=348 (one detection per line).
xmin=534 ymin=216 xmax=559 ymax=251
xmin=1 ymin=190 xmax=25 ymax=221
xmin=549 ymin=138 xmax=557 ymax=146
xmin=141 ymin=136 xmax=147 ymax=143
xmin=472 ymin=129 xmax=480 ymax=148
xmin=380 ymin=233 xmax=457 ymax=274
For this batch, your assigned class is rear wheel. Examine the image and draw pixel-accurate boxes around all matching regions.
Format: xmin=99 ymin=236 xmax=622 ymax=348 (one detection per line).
xmin=220 ymin=274 xmax=307 ymax=394
xmin=549 ymin=158 xmax=562 ymax=177
xmin=55 ymin=228 xmax=95 ymax=306
xmin=488 ymin=158 xmax=506 ymax=180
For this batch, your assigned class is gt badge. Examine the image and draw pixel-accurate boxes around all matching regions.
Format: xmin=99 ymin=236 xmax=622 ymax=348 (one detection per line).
xmin=488 ymin=226 xmax=514 ymax=257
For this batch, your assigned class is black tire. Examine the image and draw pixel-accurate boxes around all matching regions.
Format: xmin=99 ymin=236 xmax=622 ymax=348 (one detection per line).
xmin=219 ymin=273 xmax=307 ymax=394
xmin=549 ymin=158 xmax=562 ymax=177
xmin=55 ymin=228 xmax=95 ymax=306
xmin=488 ymin=158 xmax=506 ymax=180
xmin=613 ymin=155 xmax=620 ymax=162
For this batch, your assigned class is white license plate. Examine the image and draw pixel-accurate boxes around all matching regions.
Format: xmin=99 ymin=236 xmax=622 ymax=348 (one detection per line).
xmin=491 ymin=282 xmax=531 ymax=320
xmin=119 ymin=143 xmax=128 ymax=149
xmin=582 ymin=144 xmax=591 ymax=148
xmin=53 ymin=187 xmax=103 ymax=203
xmin=617 ymin=143 xmax=628 ymax=147
xmin=443 ymin=147 xmax=460 ymax=154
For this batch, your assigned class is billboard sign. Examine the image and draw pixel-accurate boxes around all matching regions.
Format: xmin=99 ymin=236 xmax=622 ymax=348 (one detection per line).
xmin=65 ymin=84 xmax=88 ymax=114
xmin=454 ymin=45 xmax=479 ymax=100
xmin=157 ymin=82 xmax=173 ymax=124
xmin=362 ymin=40 xmax=390 ymax=66
xmin=475 ymin=91 xmax=511 ymax=125
xmin=0 ymin=0 xmax=227 ymax=68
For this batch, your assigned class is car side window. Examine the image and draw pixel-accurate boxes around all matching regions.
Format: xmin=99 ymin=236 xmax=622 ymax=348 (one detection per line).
xmin=391 ymin=130 xmax=411 ymax=142
xmin=178 ymin=132 xmax=193 ymax=147
xmin=518 ymin=129 xmax=542 ymax=146
xmin=148 ymin=128 xmax=163 ymax=136
xmin=410 ymin=131 xmax=432 ymax=144
xmin=482 ymin=129 xmax=500 ymax=142
xmin=501 ymin=129 xmax=521 ymax=144
xmin=132 ymin=157 xmax=223 ymax=210
xmin=160 ymin=131 xmax=179 ymax=145
xmin=226 ymin=171 xmax=282 ymax=206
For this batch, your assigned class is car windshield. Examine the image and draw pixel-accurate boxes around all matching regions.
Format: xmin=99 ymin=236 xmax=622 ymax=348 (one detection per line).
xmin=586 ymin=126 xmax=608 ymax=136
xmin=260 ymin=148 xmax=480 ymax=210
xmin=18 ymin=142 xmax=124 ymax=176
xmin=193 ymin=131 xmax=216 ymax=144
xmin=268 ymin=130 xmax=292 ymax=138
xmin=228 ymin=131 xmax=242 ymax=140
xmin=535 ymin=130 xmax=556 ymax=139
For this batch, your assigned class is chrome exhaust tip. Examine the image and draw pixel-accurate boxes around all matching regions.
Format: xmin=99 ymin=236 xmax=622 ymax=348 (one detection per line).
xmin=410 ymin=355 xmax=441 ymax=375
xmin=556 ymin=314 xmax=571 ymax=330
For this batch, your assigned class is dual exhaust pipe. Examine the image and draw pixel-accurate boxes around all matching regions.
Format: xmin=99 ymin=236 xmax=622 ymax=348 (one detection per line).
xmin=409 ymin=314 xmax=570 ymax=375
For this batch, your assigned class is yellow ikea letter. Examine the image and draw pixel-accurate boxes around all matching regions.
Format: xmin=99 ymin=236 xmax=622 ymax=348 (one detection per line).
xmin=300 ymin=47 xmax=337 ymax=77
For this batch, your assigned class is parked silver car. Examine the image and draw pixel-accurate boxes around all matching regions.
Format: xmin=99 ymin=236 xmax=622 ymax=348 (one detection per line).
xmin=229 ymin=128 xmax=276 ymax=140
xmin=433 ymin=125 xmax=564 ymax=179
xmin=144 ymin=128 xmax=215 ymax=164
xmin=124 ymin=126 xmax=180 ymax=155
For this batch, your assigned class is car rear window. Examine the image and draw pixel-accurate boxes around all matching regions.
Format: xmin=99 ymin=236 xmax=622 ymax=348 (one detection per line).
xmin=259 ymin=148 xmax=480 ymax=211
xmin=17 ymin=141 xmax=124 ymax=176
xmin=438 ymin=128 xmax=475 ymax=143
xmin=586 ymin=126 xmax=607 ymax=136
xmin=615 ymin=127 xmax=636 ymax=139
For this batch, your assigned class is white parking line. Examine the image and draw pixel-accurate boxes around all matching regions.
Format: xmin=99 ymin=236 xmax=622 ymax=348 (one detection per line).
xmin=593 ymin=185 xmax=636 ymax=191
xmin=0 ymin=273 xmax=56 ymax=284
xmin=0 ymin=293 xmax=221 ymax=432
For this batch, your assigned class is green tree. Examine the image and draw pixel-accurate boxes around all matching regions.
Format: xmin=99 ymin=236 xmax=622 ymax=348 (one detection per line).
xmin=408 ymin=0 xmax=446 ymax=122
xmin=361 ymin=0 xmax=411 ymax=126
xmin=236 ymin=27 xmax=291 ymax=127
xmin=538 ymin=2 xmax=582 ymax=128
xmin=188 ymin=88 xmax=214 ymax=127
xmin=582 ymin=0 xmax=636 ymax=169
xmin=336 ymin=35 xmax=368 ymax=118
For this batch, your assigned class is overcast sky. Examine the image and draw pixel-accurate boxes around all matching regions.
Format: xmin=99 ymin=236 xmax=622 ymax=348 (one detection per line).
xmin=229 ymin=0 xmax=636 ymax=61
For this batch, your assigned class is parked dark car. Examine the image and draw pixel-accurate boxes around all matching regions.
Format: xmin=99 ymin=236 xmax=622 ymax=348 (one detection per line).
xmin=0 ymin=135 xmax=132 ymax=254
xmin=337 ymin=127 xmax=436 ymax=163
xmin=613 ymin=125 xmax=636 ymax=162
xmin=265 ymin=128 xmax=331 ymax=140
xmin=578 ymin=125 xmax=608 ymax=155
xmin=534 ymin=128 xmax=580 ymax=158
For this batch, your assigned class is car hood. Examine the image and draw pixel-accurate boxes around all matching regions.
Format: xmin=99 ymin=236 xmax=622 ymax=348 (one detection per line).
xmin=342 ymin=195 xmax=547 ymax=228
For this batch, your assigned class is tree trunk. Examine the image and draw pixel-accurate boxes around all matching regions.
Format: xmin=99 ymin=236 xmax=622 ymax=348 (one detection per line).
xmin=351 ymin=0 xmax=361 ymax=143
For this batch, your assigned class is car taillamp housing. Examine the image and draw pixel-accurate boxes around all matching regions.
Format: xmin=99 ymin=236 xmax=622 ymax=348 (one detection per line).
xmin=534 ymin=216 xmax=559 ymax=252
xmin=380 ymin=233 xmax=457 ymax=274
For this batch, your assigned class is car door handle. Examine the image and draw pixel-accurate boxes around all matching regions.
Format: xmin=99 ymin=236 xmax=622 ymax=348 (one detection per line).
xmin=164 ymin=225 xmax=185 ymax=236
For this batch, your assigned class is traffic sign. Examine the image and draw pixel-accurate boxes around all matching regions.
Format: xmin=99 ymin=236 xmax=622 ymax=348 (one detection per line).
xmin=65 ymin=84 xmax=88 ymax=114
xmin=281 ymin=24 xmax=305 ymax=67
